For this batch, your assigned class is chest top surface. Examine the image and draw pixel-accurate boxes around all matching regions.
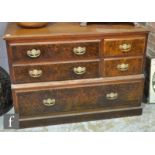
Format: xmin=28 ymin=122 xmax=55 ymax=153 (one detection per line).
xmin=3 ymin=22 xmax=148 ymax=40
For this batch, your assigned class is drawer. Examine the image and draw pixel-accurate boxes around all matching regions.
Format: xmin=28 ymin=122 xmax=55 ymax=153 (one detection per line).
xmin=10 ymin=41 xmax=100 ymax=63
xmin=12 ymin=61 xmax=100 ymax=84
xmin=14 ymin=80 xmax=143 ymax=117
xmin=103 ymin=57 xmax=143 ymax=77
xmin=103 ymin=37 xmax=146 ymax=57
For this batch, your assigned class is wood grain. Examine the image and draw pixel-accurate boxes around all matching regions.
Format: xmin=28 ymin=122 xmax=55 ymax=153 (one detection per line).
xmin=3 ymin=22 xmax=149 ymax=40
xmin=19 ymin=107 xmax=142 ymax=128
xmin=10 ymin=41 xmax=100 ymax=64
xmin=14 ymin=80 xmax=143 ymax=117
xmin=103 ymin=37 xmax=146 ymax=57
xmin=3 ymin=22 xmax=149 ymax=128
xmin=12 ymin=61 xmax=100 ymax=84
xmin=103 ymin=57 xmax=143 ymax=77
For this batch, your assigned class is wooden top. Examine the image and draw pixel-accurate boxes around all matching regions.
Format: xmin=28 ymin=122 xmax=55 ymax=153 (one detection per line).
xmin=3 ymin=22 xmax=148 ymax=40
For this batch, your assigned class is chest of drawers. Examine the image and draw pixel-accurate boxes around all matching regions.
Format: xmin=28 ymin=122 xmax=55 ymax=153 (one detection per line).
xmin=3 ymin=23 xmax=149 ymax=128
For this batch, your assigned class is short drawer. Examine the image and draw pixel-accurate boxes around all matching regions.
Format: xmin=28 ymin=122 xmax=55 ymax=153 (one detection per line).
xmin=12 ymin=61 xmax=100 ymax=84
xmin=103 ymin=57 xmax=143 ymax=77
xmin=10 ymin=41 xmax=100 ymax=63
xmin=14 ymin=80 xmax=143 ymax=117
xmin=103 ymin=37 xmax=146 ymax=57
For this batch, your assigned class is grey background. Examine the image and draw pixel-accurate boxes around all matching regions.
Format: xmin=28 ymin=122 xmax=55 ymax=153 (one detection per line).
xmin=3 ymin=114 xmax=19 ymax=129
xmin=0 ymin=22 xmax=9 ymax=72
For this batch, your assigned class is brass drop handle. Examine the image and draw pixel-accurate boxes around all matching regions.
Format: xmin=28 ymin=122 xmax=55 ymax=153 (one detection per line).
xmin=119 ymin=43 xmax=131 ymax=52
xmin=29 ymin=69 xmax=42 ymax=78
xmin=106 ymin=92 xmax=118 ymax=100
xmin=73 ymin=47 xmax=86 ymax=55
xmin=27 ymin=49 xmax=41 ymax=58
xmin=73 ymin=66 xmax=86 ymax=75
xmin=43 ymin=98 xmax=56 ymax=106
xmin=117 ymin=63 xmax=129 ymax=71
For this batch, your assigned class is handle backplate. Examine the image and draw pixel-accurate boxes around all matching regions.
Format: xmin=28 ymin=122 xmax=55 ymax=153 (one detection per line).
xmin=73 ymin=47 xmax=86 ymax=55
xmin=27 ymin=49 xmax=41 ymax=58
xmin=73 ymin=66 xmax=86 ymax=75
xmin=106 ymin=92 xmax=118 ymax=100
xmin=119 ymin=43 xmax=131 ymax=52
xmin=43 ymin=98 xmax=56 ymax=106
xmin=29 ymin=69 xmax=42 ymax=78
xmin=117 ymin=63 xmax=129 ymax=71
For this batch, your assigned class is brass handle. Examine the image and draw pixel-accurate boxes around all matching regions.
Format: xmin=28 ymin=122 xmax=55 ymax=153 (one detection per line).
xmin=43 ymin=98 xmax=56 ymax=106
xmin=117 ymin=63 xmax=129 ymax=71
xmin=119 ymin=43 xmax=131 ymax=52
xmin=27 ymin=49 xmax=41 ymax=58
xmin=73 ymin=47 xmax=86 ymax=55
xmin=29 ymin=69 xmax=42 ymax=78
xmin=106 ymin=92 xmax=118 ymax=100
xmin=73 ymin=66 xmax=86 ymax=75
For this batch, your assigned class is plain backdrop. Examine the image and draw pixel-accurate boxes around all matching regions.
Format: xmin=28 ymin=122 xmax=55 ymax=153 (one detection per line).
xmin=0 ymin=22 xmax=8 ymax=72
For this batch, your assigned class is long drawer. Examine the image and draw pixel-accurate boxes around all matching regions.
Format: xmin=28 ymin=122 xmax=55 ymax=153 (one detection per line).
xmin=10 ymin=41 xmax=100 ymax=63
xmin=12 ymin=60 xmax=100 ymax=84
xmin=13 ymin=79 xmax=144 ymax=117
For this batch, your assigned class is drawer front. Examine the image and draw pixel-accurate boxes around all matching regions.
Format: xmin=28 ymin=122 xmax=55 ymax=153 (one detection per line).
xmin=103 ymin=57 xmax=143 ymax=77
xmin=15 ymin=80 xmax=143 ymax=117
xmin=103 ymin=37 xmax=146 ymax=57
xmin=10 ymin=41 xmax=100 ymax=63
xmin=12 ymin=61 xmax=100 ymax=84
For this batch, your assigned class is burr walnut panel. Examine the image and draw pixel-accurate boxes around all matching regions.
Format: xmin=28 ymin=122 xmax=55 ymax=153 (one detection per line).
xmin=12 ymin=61 xmax=100 ymax=84
xmin=103 ymin=57 xmax=143 ymax=77
xmin=16 ymin=80 xmax=143 ymax=117
xmin=10 ymin=41 xmax=100 ymax=64
xmin=103 ymin=37 xmax=145 ymax=57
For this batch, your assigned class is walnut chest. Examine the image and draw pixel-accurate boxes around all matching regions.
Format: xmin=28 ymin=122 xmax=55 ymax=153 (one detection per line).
xmin=3 ymin=23 xmax=149 ymax=128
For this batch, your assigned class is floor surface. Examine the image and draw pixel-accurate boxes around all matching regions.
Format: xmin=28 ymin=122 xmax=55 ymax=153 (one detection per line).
xmin=0 ymin=104 xmax=155 ymax=132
